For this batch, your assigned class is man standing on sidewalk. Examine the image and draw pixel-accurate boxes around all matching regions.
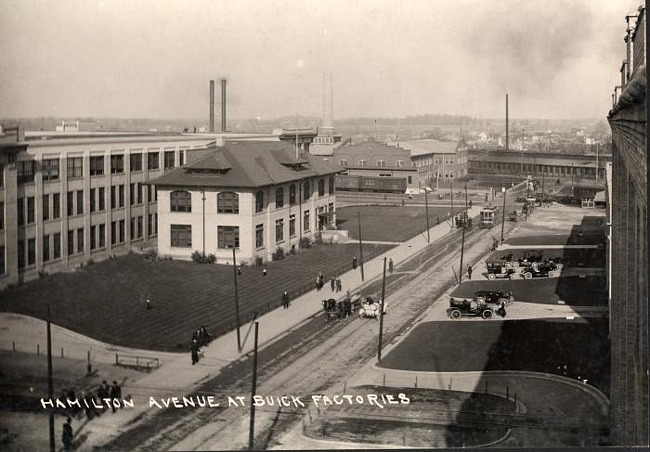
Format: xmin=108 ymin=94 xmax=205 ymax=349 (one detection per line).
xmin=467 ymin=264 xmax=473 ymax=280
xmin=282 ymin=291 xmax=290 ymax=309
xmin=389 ymin=258 xmax=394 ymax=274
xmin=62 ymin=417 xmax=73 ymax=451
xmin=352 ymin=255 xmax=358 ymax=270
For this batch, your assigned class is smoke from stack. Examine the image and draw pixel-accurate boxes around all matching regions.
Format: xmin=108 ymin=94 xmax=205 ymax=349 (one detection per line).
xmin=209 ymin=80 xmax=215 ymax=133
xmin=221 ymin=79 xmax=227 ymax=133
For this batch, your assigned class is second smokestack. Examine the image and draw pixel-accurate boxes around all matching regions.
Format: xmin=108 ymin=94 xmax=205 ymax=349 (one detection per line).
xmin=210 ymin=80 xmax=215 ymax=133
xmin=221 ymin=78 xmax=227 ymax=133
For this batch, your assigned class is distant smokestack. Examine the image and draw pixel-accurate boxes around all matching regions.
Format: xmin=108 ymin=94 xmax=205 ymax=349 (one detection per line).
xmin=221 ymin=78 xmax=227 ymax=133
xmin=505 ymin=93 xmax=509 ymax=151
xmin=322 ymin=71 xmax=334 ymax=135
xmin=209 ymin=80 xmax=215 ymax=133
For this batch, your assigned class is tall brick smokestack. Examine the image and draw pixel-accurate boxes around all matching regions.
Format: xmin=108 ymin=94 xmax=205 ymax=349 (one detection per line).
xmin=221 ymin=78 xmax=227 ymax=133
xmin=322 ymin=71 xmax=334 ymax=135
xmin=209 ymin=80 xmax=215 ymax=133
xmin=505 ymin=93 xmax=509 ymax=151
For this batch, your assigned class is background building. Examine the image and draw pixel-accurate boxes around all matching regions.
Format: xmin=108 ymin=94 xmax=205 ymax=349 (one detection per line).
xmin=392 ymin=138 xmax=468 ymax=188
xmin=607 ymin=3 xmax=648 ymax=446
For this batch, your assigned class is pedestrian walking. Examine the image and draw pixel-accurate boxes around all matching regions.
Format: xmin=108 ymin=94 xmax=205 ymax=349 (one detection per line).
xmin=191 ymin=339 xmax=200 ymax=365
xmin=388 ymin=258 xmax=394 ymax=274
xmin=467 ymin=264 xmax=473 ymax=280
xmin=315 ymin=274 xmax=321 ymax=290
xmin=336 ymin=277 xmax=342 ymax=293
xmin=146 ymin=298 xmax=152 ymax=310
xmin=62 ymin=417 xmax=73 ymax=451
xmin=330 ymin=275 xmax=336 ymax=291
xmin=262 ymin=268 xmax=267 ymax=277
xmin=282 ymin=291 xmax=290 ymax=309
xmin=237 ymin=266 xmax=242 ymax=276
xmin=352 ymin=255 xmax=358 ymax=270
xmin=110 ymin=381 xmax=122 ymax=412
xmin=469 ymin=200 xmax=473 ymax=209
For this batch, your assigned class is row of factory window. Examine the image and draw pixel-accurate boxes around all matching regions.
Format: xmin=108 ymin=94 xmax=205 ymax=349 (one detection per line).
xmin=13 ymin=214 xmax=158 ymax=271
xmin=338 ymin=159 xmax=406 ymax=168
xmin=169 ymin=178 xmax=334 ymax=215
xmin=337 ymin=158 xmax=461 ymax=168
xmin=11 ymin=185 xmax=158 ymax=227
xmin=170 ymin=205 xmax=332 ymax=250
xmin=16 ymin=150 xmax=184 ymax=185
xmin=413 ymin=156 xmax=464 ymax=167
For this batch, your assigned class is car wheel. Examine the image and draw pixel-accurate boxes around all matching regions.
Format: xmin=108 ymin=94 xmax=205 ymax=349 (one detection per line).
xmin=524 ymin=272 xmax=533 ymax=279
xmin=482 ymin=309 xmax=493 ymax=319
xmin=557 ymin=263 xmax=564 ymax=270
xmin=509 ymin=273 xmax=519 ymax=280
xmin=450 ymin=309 xmax=462 ymax=319
xmin=488 ymin=274 xmax=496 ymax=281
xmin=513 ymin=261 xmax=520 ymax=268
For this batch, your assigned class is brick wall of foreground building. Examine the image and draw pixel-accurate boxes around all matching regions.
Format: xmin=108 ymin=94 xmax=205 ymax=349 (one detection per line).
xmin=607 ymin=4 xmax=648 ymax=445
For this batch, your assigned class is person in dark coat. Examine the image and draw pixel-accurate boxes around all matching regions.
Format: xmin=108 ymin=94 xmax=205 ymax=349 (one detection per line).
xmin=110 ymin=381 xmax=121 ymax=412
xmin=62 ymin=417 xmax=73 ymax=450
xmin=191 ymin=339 xmax=200 ymax=365
xmin=336 ymin=277 xmax=342 ymax=292
xmin=352 ymin=256 xmax=358 ymax=270
xmin=388 ymin=258 xmax=394 ymax=274
xmin=282 ymin=291 xmax=290 ymax=309
xmin=467 ymin=264 xmax=473 ymax=280
xmin=330 ymin=275 xmax=336 ymax=291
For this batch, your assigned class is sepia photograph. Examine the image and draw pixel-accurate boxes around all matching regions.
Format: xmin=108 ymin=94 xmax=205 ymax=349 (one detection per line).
xmin=0 ymin=0 xmax=647 ymax=450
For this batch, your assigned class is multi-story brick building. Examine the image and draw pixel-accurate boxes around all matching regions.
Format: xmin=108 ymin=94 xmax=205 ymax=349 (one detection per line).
xmin=0 ymin=129 xmax=290 ymax=289
xmin=607 ymin=3 xmax=648 ymax=446
xmin=152 ymin=141 xmax=340 ymax=264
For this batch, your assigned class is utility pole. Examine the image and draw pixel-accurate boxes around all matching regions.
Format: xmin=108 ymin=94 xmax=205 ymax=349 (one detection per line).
xmin=47 ymin=304 xmax=55 ymax=452
xmin=541 ymin=171 xmax=545 ymax=207
xmin=500 ymin=185 xmax=506 ymax=243
xmin=459 ymin=183 xmax=468 ymax=284
xmin=450 ymin=178 xmax=454 ymax=228
xmin=202 ymin=190 xmax=206 ymax=257
xmin=232 ymin=247 xmax=241 ymax=352
xmin=357 ymin=211 xmax=365 ymax=282
xmin=378 ymin=258 xmax=387 ymax=363
xmin=248 ymin=322 xmax=259 ymax=450
xmin=571 ymin=163 xmax=575 ymax=197
xmin=424 ymin=188 xmax=430 ymax=243
xmin=596 ymin=143 xmax=599 ymax=180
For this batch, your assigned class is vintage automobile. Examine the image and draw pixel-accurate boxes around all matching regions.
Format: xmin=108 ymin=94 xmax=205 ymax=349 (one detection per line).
xmin=358 ymin=296 xmax=388 ymax=319
xmin=486 ymin=262 xmax=521 ymax=280
xmin=520 ymin=261 xmax=563 ymax=279
xmin=447 ymin=297 xmax=506 ymax=319
xmin=454 ymin=212 xmax=473 ymax=230
xmin=474 ymin=290 xmax=515 ymax=306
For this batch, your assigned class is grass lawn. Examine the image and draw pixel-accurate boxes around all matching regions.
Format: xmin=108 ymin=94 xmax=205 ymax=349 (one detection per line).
xmin=0 ymin=243 xmax=393 ymax=353
xmin=451 ymin=276 xmax=608 ymax=306
xmin=336 ymin=205 xmax=458 ymax=242
xmin=380 ymin=318 xmax=610 ymax=395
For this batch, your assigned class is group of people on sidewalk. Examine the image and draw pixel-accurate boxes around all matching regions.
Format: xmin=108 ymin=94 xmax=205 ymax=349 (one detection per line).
xmin=190 ymin=325 xmax=212 ymax=365
xmin=315 ymin=272 xmax=343 ymax=293
xmin=59 ymin=380 xmax=124 ymax=450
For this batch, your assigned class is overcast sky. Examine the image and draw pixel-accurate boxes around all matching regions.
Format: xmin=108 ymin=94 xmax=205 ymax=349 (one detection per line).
xmin=0 ymin=0 xmax=642 ymax=121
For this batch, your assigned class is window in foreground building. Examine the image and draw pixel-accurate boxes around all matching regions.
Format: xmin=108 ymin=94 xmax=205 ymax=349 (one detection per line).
xmin=171 ymin=224 xmax=192 ymax=248
xmin=218 ymin=192 xmax=239 ymax=214
xmin=171 ymin=190 xmax=192 ymax=212
xmin=218 ymin=226 xmax=239 ymax=249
